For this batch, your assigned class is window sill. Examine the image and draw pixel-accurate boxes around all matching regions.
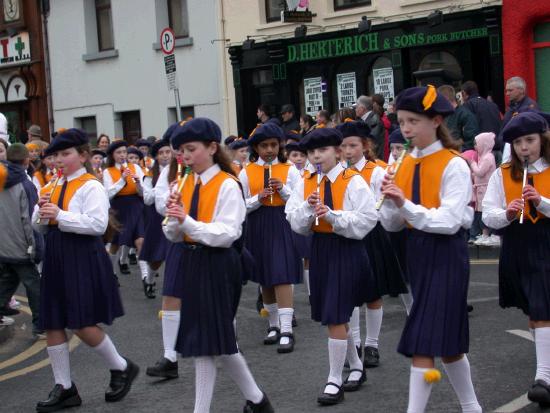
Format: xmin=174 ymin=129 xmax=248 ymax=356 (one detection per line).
xmin=322 ymin=6 xmax=377 ymax=21
xmin=82 ymin=49 xmax=119 ymax=62
xmin=255 ymin=21 xmax=295 ymax=32
xmin=152 ymin=37 xmax=194 ymax=51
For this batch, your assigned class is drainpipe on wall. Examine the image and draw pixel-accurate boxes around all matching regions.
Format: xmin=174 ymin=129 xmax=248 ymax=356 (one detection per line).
xmin=218 ymin=0 xmax=231 ymax=136
xmin=40 ymin=0 xmax=55 ymax=139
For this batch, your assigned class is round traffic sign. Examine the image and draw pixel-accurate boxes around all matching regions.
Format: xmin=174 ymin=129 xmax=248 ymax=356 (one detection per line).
xmin=160 ymin=27 xmax=176 ymax=55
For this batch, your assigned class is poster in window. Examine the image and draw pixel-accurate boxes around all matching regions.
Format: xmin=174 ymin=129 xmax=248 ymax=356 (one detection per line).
xmin=336 ymin=72 xmax=356 ymax=109
xmin=304 ymin=77 xmax=323 ymax=116
xmin=373 ymin=67 xmax=395 ymax=105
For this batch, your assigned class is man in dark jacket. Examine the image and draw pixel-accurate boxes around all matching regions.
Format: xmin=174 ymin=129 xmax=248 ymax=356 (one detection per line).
xmin=438 ymin=85 xmax=479 ymax=151
xmin=280 ymin=104 xmax=300 ymax=133
xmin=502 ymin=76 xmax=539 ymax=127
xmin=0 ymin=145 xmax=43 ymax=338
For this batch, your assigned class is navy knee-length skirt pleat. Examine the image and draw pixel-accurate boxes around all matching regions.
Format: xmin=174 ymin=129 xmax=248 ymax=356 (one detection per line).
xmin=111 ymin=194 xmax=145 ymax=246
xmin=163 ymin=242 xmax=186 ymax=298
xmin=139 ymin=204 xmax=169 ymax=262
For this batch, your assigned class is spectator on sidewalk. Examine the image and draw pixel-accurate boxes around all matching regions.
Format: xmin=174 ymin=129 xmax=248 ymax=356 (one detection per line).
xmin=461 ymin=81 xmax=502 ymax=143
xmin=280 ymin=104 xmax=300 ymax=133
xmin=438 ymin=85 xmax=479 ymax=151
xmin=0 ymin=144 xmax=44 ymax=338
xmin=355 ymin=95 xmax=385 ymax=159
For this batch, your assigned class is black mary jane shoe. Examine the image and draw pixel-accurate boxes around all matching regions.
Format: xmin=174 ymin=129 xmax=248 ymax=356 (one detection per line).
xmin=342 ymin=369 xmax=367 ymax=392
xmin=142 ymin=280 xmax=156 ymax=299
xmin=263 ymin=327 xmax=280 ymax=345
xmin=243 ymin=392 xmax=275 ymax=413
xmin=317 ymin=382 xmax=344 ymax=405
xmin=105 ymin=357 xmax=139 ymax=402
xmin=145 ymin=357 xmax=178 ymax=379
xmin=36 ymin=383 xmax=82 ymax=412
xmin=277 ymin=332 xmax=295 ymax=354
xmin=363 ymin=346 xmax=380 ymax=368
xmin=128 ymin=253 xmax=137 ymax=265
xmin=528 ymin=380 xmax=550 ymax=406
xmin=118 ymin=262 xmax=130 ymax=275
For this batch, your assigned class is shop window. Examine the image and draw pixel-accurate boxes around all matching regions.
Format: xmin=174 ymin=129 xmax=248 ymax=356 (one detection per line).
xmin=168 ymin=0 xmax=189 ymax=38
xmin=252 ymin=69 xmax=273 ymax=86
xmin=95 ymin=0 xmax=114 ymax=51
xmin=417 ymin=51 xmax=463 ymax=87
xmin=533 ymin=22 xmax=550 ymax=111
xmin=265 ymin=0 xmax=285 ymax=23
xmin=367 ymin=56 xmax=393 ymax=97
xmin=334 ymin=0 xmax=372 ymax=11
xmin=168 ymin=106 xmax=195 ymax=124
xmin=121 ymin=111 xmax=141 ymax=145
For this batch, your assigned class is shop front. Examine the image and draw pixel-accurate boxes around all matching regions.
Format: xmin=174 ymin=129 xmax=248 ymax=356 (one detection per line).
xmin=229 ymin=7 xmax=503 ymax=135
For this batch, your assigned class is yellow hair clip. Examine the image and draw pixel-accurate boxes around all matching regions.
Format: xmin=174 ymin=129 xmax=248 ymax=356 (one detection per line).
xmin=422 ymin=84 xmax=437 ymax=111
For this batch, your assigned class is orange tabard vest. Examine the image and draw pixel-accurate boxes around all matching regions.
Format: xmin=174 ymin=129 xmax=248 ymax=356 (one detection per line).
xmin=394 ymin=148 xmax=458 ymax=209
xmin=355 ymin=161 xmax=378 ymax=186
xmin=33 ymin=170 xmax=55 ymax=188
xmin=501 ymin=163 xmax=550 ymax=223
xmin=375 ymin=159 xmax=388 ymax=168
xmin=0 ymin=163 xmax=6 ymax=191
xmin=244 ymin=162 xmax=290 ymax=207
xmin=106 ymin=163 xmax=139 ymax=196
xmin=179 ymin=170 xmax=237 ymax=242
xmin=303 ymin=169 xmax=358 ymax=233
xmin=40 ymin=173 xmax=98 ymax=226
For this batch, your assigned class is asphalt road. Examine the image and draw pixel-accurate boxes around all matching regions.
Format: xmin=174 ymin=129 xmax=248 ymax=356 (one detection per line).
xmin=0 ymin=257 xmax=545 ymax=412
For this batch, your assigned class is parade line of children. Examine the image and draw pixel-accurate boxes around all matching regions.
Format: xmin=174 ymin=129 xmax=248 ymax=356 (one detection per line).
xmin=0 ymin=85 xmax=547 ymax=412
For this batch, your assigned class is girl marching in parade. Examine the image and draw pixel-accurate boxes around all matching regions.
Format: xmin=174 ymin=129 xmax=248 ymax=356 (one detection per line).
xmin=337 ymin=119 xmax=408 ymax=369
xmin=32 ymin=129 xmax=138 ymax=412
xmin=482 ymin=111 xmax=550 ymax=407
xmin=379 ymin=86 xmax=481 ymax=413
xmin=286 ymin=127 xmax=378 ymax=405
xmin=163 ymin=118 xmax=274 ymax=413
xmin=90 ymin=149 xmax=105 ymax=181
xmin=33 ymin=154 xmax=57 ymax=192
xmin=239 ymin=122 xmax=302 ymax=353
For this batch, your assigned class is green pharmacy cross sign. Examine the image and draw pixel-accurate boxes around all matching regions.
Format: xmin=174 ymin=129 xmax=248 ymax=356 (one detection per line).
xmin=287 ymin=27 xmax=489 ymax=63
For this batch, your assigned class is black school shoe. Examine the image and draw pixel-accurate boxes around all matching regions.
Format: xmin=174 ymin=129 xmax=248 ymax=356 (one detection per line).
xmin=118 ymin=262 xmax=130 ymax=275
xmin=128 ymin=253 xmax=137 ymax=265
xmin=528 ymin=380 xmax=550 ymax=406
xmin=105 ymin=357 xmax=139 ymax=402
xmin=142 ymin=279 xmax=156 ymax=299
xmin=36 ymin=383 xmax=82 ymax=412
xmin=145 ymin=357 xmax=179 ymax=379
xmin=342 ymin=369 xmax=367 ymax=392
xmin=317 ymin=382 xmax=344 ymax=405
xmin=263 ymin=327 xmax=280 ymax=345
xmin=277 ymin=332 xmax=295 ymax=353
xmin=243 ymin=392 xmax=275 ymax=413
xmin=363 ymin=346 xmax=380 ymax=368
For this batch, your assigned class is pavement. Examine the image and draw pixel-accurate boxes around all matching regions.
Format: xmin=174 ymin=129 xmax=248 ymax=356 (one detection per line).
xmin=0 ymin=246 xmax=544 ymax=413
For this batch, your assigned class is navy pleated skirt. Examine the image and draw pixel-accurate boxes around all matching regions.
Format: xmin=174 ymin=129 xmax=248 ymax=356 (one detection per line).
xmin=398 ymin=229 xmax=469 ymax=358
xmin=389 ymin=230 xmax=409 ymax=283
xmin=163 ymin=242 xmax=186 ymax=298
xmin=292 ymin=232 xmax=312 ymax=260
xmin=176 ymin=244 xmax=242 ymax=357
xmin=111 ymin=194 xmax=145 ymax=246
xmin=499 ymin=220 xmax=550 ymax=320
xmin=39 ymin=228 xmax=124 ymax=330
xmin=309 ymin=232 xmax=375 ymax=325
xmin=363 ymin=223 xmax=408 ymax=297
xmin=245 ymin=206 xmax=302 ymax=287
xmin=139 ymin=204 xmax=169 ymax=262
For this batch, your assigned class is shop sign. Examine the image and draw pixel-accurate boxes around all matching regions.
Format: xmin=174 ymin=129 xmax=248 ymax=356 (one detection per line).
xmin=304 ymin=77 xmax=323 ymax=116
xmin=0 ymin=32 xmax=30 ymax=68
xmin=287 ymin=27 xmax=489 ymax=63
xmin=336 ymin=72 xmax=356 ymax=109
xmin=283 ymin=1 xmax=312 ymax=23
xmin=373 ymin=67 xmax=394 ymax=104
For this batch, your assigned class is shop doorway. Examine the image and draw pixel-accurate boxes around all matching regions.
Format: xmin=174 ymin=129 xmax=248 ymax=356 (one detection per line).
xmin=0 ymin=102 xmax=30 ymax=143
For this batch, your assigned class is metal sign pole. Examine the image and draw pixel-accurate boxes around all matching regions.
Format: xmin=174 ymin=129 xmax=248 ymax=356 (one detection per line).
xmin=174 ymin=88 xmax=182 ymax=122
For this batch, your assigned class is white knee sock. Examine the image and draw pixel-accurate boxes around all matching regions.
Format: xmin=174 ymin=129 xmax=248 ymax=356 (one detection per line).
xmin=120 ymin=246 xmax=129 ymax=265
xmin=162 ymin=310 xmax=180 ymax=362
xmin=219 ymin=353 xmax=263 ymax=404
xmin=194 ymin=357 xmax=217 ymax=413
xmin=401 ymin=291 xmax=414 ymax=315
xmin=407 ymin=366 xmax=433 ymax=413
xmin=109 ymin=251 xmax=119 ymax=272
xmin=278 ymin=307 xmax=294 ymax=345
xmin=347 ymin=330 xmax=363 ymax=381
xmin=365 ymin=307 xmax=383 ymax=348
xmin=264 ymin=303 xmax=279 ymax=334
xmin=349 ymin=307 xmax=361 ymax=347
xmin=92 ymin=335 xmax=127 ymax=371
xmin=535 ymin=327 xmax=550 ymax=384
xmin=129 ymin=247 xmax=136 ymax=256
xmin=443 ymin=356 xmax=482 ymax=413
xmin=47 ymin=342 xmax=72 ymax=389
xmin=325 ymin=338 xmax=347 ymax=394
xmin=138 ymin=260 xmax=151 ymax=282
xmin=303 ymin=269 xmax=310 ymax=295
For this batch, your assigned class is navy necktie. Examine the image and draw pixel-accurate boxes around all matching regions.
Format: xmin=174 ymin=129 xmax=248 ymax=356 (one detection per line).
xmin=57 ymin=181 xmax=68 ymax=209
xmin=189 ymin=180 xmax=201 ymax=220
xmin=527 ymin=176 xmax=537 ymax=220
xmin=323 ymin=177 xmax=333 ymax=209
xmin=263 ymin=166 xmax=269 ymax=188
xmin=412 ymin=163 xmax=421 ymax=204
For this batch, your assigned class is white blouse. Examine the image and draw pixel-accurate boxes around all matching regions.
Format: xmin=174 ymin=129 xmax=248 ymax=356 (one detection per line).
xmin=102 ymin=162 xmax=144 ymax=200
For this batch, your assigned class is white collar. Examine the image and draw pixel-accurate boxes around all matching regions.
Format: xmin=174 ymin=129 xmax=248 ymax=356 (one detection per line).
xmin=529 ymin=158 xmax=549 ymax=173
xmin=256 ymin=157 xmax=280 ymax=166
xmin=324 ymin=163 xmax=344 ymax=183
xmin=195 ymin=163 xmax=221 ymax=185
xmin=64 ymin=167 xmax=87 ymax=182
xmin=353 ymin=156 xmax=367 ymax=171
xmin=411 ymin=140 xmax=443 ymax=158
xmin=361 ymin=111 xmax=371 ymax=122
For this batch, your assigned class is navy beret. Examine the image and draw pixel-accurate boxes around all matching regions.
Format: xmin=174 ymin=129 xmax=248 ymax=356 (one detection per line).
xmin=224 ymin=135 xmax=237 ymax=146
xmin=161 ymin=122 xmax=179 ymax=144
xmin=389 ymin=128 xmax=407 ymax=145
xmin=285 ymin=141 xmax=306 ymax=154
xmin=285 ymin=130 xmax=301 ymax=143
xmin=150 ymin=139 xmax=171 ymax=158
xmin=91 ymin=148 xmax=106 ymax=157
xmin=170 ymin=118 xmax=222 ymax=149
xmin=107 ymin=140 xmax=128 ymax=156
xmin=502 ymin=111 xmax=550 ymax=144
xmin=44 ymin=129 xmax=89 ymax=156
xmin=127 ymin=147 xmax=143 ymax=160
xmin=229 ymin=138 xmax=248 ymax=150
xmin=248 ymin=122 xmax=285 ymax=146
xmin=395 ymin=85 xmax=454 ymax=117
xmin=336 ymin=120 xmax=371 ymax=139
xmin=300 ymin=128 xmax=343 ymax=151
xmin=135 ymin=138 xmax=151 ymax=148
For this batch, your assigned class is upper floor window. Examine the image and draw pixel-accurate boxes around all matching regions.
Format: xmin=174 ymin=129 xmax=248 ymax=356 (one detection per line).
xmin=334 ymin=0 xmax=372 ymax=11
xmin=168 ymin=0 xmax=189 ymax=38
xmin=95 ymin=0 xmax=114 ymax=51
xmin=265 ymin=0 xmax=285 ymax=23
